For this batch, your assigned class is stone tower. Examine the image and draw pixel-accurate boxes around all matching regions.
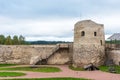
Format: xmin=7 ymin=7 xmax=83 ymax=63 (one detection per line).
xmin=73 ymin=20 xmax=105 ymax=67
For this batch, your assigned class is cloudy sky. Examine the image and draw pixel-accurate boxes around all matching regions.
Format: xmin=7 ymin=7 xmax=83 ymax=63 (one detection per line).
xmin=0 ymin=0 xmax=120 ymax=41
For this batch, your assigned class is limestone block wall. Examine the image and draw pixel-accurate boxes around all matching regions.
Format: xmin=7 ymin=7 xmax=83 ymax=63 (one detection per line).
xmin=47 ymin=48 xmax=70 ymax=64
xmin=73 ymin=20 xmax=105 ymax=67
xmin=0 ymin=45 xmax=71 ymax=65
xmin=105 ymin=44 xmax=120 ymax=65
xmin=106 ymin=50 xmax=120 ymax=65
xmin=74 ymin=44 xmax=105 ymax=67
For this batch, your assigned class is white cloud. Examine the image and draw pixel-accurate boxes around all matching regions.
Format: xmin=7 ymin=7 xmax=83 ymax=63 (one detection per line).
xmin=0 ymin=13 xmax=120 ymax=41
xmin=26 ymin=36 xmax=73 ymax=41
xmin=81 ymin=13 xmax=120 ymax=35
xmin=105 ymin=35 xmax=111 ymax=40
xmin=0 ymin=16 xmax=78 ymax=41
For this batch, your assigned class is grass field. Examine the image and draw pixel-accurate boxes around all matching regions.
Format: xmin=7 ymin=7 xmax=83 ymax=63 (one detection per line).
xmin=69 ymin=65 xmax=84 ymax=71
xmin=0 ymin=64 xmax=17 ymax=67
xmin=0 ymin=72 xmax=25 ymax=77
xmin=99 ymin=65 xmax=120 ymax=74
xmin=69 ymin=65 xmax=120 ymax=74
xmin=5 ymin=77 xmax=90 ymax=80
xmin=0 ymin=66 xmax=61 ymax=72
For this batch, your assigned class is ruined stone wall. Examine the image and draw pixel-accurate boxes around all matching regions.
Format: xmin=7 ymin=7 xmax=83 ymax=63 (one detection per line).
xmin=47 ymin=48 xmax=70 ymax=64
xmin=105 ymin=44 xmax=120 ymax=65
xmin=0 ymin=45 xmax=71 ymax=65
xmin=106 ymin=50 xmax=120 ymax=65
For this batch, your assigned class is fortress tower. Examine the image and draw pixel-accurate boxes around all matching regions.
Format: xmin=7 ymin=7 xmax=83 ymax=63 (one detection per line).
xmin=73 ymin=20 xmax=105 ymax=67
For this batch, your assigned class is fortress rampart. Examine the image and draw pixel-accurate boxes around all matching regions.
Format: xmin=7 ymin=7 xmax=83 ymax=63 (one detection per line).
xmin=0 ymin=43 xmax=119 ymax=66
xmin=0 ymin=44 xmax=73 ymax=65
xmin=0 ymin=20 xmax=119 ymax=67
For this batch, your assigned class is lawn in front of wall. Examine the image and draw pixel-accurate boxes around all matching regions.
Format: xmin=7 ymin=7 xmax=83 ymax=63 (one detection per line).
xmin=69 ymin=65 xmax=120 ymax=74
xmin=99 ymin=65 xmax=120 ymax=74
xmin=0 ymin=64 xmax=17 ymax=67
xmin=5 ymin=77 xmax=90 ymax=80
xmin=0 ymin=72 xmax=25 ymax=77
xmin=0 ymin=66 xmax=61 ymax=72
xmin=69 ymin=65 xmax=84 ymax=71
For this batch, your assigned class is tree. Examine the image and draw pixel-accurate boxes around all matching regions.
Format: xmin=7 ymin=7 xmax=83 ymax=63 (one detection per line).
xmin=19 ymin=35 xmax=25 ymax=44
xmin=0 ymin=35 xmax=5 ymax=44
xmin=12 ymin=35 xmax=19 ymax=45
xmin=5 ymin=35 xmax=12 ymax=45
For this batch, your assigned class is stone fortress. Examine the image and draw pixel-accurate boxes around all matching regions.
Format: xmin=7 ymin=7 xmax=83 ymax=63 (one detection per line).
xmin=0 ymin=20 xmax=120 ymax=67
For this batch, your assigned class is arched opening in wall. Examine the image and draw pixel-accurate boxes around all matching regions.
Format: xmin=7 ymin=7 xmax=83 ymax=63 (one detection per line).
xmin=100 ymin=40 xmax=102 ymax=46
xmin=94 ymin=32 xmax=97 ymax=36
xmin=35 ymin=59 xmax=47 ymax=65
xmin=81 ymin=31 xmax=85 ymax=36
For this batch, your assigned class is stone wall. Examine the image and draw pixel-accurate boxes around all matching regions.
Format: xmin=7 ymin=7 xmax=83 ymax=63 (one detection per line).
xmin=1 ymin=19 xmax=120 ymax=67
xmin=105 ymin=44 xmax=120 ymax=65
xmin=106 ymin=50 xmax=120 ymax=65
xmin=73 ymin=20 xmax=105 ymax=67
xmin=47 ymin=48 xmax=70 ymax=64
xmin=0 ymin=45 xmax=71 ymax=65
xmin=73 ymin=44 xmax=105 ymax=67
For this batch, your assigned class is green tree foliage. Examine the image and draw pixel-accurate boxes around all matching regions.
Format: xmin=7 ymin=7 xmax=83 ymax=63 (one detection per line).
xmin=0 ymin=35 xmax=27 ymax=45
xmin=29 ymin=41 xmax=70 ymax=45
xmin=5 ymin=35 xmax=12 ymax=45
xmin=12 ymin=35 xmax=19 ymax=45
xmin=19 ymin=35 xmax=25 ymax=44
xmin=0 ymin=35 xmax=5 ymax=44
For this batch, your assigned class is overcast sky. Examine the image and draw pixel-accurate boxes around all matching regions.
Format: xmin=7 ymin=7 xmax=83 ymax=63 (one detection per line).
xmin=0 ymin=0 xmax=120 ymax=41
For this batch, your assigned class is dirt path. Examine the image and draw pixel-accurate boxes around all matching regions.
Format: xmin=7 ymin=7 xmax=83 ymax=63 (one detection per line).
xmin=0 ymin=65 xmax=120 ymax=80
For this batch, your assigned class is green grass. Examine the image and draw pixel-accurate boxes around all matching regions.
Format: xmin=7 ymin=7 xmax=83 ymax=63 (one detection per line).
xmin=69 ymin=65 xmax=120 ymax=74
xmin=0 ymin=64 xmax=17 ymax=67
xmin=0 ymin=66 xmax=61 ymax=72
xmin=99 ymin=66 xmax=108 ymax=72
xmin=99 ymin=65 xmax=120 ymax=74
xmin=5 ymin=77 xmax=90 ymax=80
xmin=69 ymin=65 xmax=84 ymax=71
xmin=0 ymin=72 xmax=25 ymax=77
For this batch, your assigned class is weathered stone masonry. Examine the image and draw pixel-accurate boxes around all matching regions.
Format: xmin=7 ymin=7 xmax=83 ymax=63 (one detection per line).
xmin=0 ymin=20 xmax=120 ymax=67
xmin=0 ymin=44 xmax=72 ymax=65
xmin=73 ymin=20 xmax=105 ymax=67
